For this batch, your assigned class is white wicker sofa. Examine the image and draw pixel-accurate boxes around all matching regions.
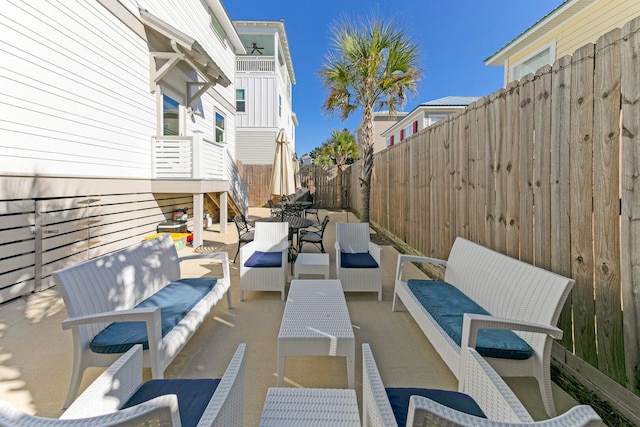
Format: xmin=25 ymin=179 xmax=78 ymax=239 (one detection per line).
xmin=362 ymin=343 xmax=601 ymax=426
xmin=0 ymin=343 xmax=246 ymax=426
xmin=393 ymin=237 xmax=574 ymax=418
xmin=54 ymin=234 xmax=231 ymax=408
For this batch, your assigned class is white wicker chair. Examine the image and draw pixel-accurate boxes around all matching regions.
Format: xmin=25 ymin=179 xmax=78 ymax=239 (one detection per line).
xmin=335 ymin=223 xmax=383 ymax=301
xmin=240 ymin=222 xmax=289 ymax=301
xmin=362 ymin=343 xmax=601 ymax=427
xmin=0 ymin=343 xmax=246 ymax=427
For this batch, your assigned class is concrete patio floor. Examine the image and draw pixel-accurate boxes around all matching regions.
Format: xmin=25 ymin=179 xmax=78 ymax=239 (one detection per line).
xmin=0 ymin=207 xmax=580 ymax=425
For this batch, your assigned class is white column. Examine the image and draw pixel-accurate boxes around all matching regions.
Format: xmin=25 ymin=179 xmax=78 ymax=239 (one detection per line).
xmin=193 ymin=193 xmax=204 ymax=248
xmin=219 ymin=192 xmax=227 ymax=234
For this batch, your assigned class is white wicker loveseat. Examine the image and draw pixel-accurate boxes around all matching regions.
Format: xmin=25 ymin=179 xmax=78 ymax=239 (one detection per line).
xmin=54 ymin=234 xmax=231 ymax=408
xmin=362 ymin=343 xmax=601 ymax=426
xmin=0 ymin=343 xmax=246 ymax=426
xmin=393 ymin=237 xmax=574 ymax=417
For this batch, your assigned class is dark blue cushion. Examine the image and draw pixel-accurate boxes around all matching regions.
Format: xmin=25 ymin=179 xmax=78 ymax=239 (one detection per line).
xmin=90 ymin=278 xmax=217 ymax=354
xmin=386 ymin=388 xmax=486 ymax=426
xmin=245 ymin=251 xmax=282 ymax=267
xmin=341 ymin=252 xmax=379 ymax=268
xmin=122 ymin=378 xmax=221 ymax=427
xmin=407 ymin=280 xmax=533 ymax=360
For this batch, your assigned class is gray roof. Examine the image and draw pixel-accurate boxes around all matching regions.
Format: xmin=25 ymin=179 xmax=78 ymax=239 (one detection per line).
xmin=420 ymin=96 xmax=482 ymax=107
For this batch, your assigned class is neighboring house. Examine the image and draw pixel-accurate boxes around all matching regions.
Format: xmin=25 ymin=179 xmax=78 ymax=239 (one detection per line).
xmin=301 ymin=154 xmax=313 ymax=166
xmin=380 ymin=97 xmax=481 ymax=147
xmin=484 ymin=0 xmax=640 ymax=85
xmin=0 ymin=0 xmax=246 ymax=302
xmin=356 ymin=111 xmax=408 ymax=154
xmin=233 ymin=20 xmax=297 ymax=164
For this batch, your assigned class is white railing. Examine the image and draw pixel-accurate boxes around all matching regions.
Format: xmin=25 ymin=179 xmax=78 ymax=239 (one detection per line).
xmin=152 ymin=133 xmax=249 ymax=212
xmin=236 ymin=56 xmax=276 ymax=73
xmin=152 ymin=133 xmax=224 ymax=180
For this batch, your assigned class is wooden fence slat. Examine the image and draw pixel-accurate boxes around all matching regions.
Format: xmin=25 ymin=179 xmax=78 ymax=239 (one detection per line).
xmin=594 ymin=28 xmax=625 ymax=383
xmin=620 ymin=15 xmax=640 ymax=394
xmin=569 ymin=43 xmax=598 ymax=366
xmin=534 ymin=65 xmax=553 ymax=270
xmin=504 ymin=81 xmax=521 ymax=259
xmin=519 ymin=73 xmax=536 ymax=265
xmin=550 ymin=54 xmax=575 ymax=350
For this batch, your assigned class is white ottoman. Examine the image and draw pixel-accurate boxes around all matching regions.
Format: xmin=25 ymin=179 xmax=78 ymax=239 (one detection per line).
xmin=294 ymin=253 xmax=330 ymax=279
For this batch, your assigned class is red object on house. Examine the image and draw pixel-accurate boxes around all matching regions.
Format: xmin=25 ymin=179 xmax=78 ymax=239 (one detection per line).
xmin=390 ymin=135 xmax=394 ymax=146
xmin=400 ymin=129 xmax=405 ymax=141
xmin=413 ymin=121 xmax=418 ymax=133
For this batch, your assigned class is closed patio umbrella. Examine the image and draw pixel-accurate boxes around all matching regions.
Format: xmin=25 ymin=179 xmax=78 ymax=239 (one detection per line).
xmin=270 ymin=128 xmax=296 ymax=199
xmin=292 ymin=152 xmax=301 ymax=190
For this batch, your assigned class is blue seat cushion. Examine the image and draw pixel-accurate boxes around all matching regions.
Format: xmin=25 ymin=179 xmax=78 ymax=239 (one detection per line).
xmin=122 ymin=378 xmax=221 ymax=427
xmin=245 ymin=250 xmax=282 ymax=267
xmin=341 ymin=252 xmax=379 ymax=268
xmin=386 ymin=388 xmax=486 ymax=426
xmin=90 ymin=278 xmax=217 ymax=354
xmin=407 ymin=280 xmax=533 ymax=360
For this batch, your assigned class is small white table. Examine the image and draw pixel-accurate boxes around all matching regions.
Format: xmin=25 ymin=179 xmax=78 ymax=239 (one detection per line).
xmin=259 ymin=387 xmax=361 ymax=426
xmin=294 ymin=253 xmax=330 ymax=279
xmin=277 ymin=279 xmax=355 ymax=388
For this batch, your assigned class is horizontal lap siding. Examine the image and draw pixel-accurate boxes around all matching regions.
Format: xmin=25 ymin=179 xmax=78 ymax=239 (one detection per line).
xmin=0 ymin=0 xmax=155 ymax=177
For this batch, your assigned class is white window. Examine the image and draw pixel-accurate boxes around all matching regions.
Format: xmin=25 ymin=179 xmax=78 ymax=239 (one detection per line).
xmin=236 ymin=89 xmax=246 ymax=112
xmin=215 ymin=112 xmax=225 ymax=143
xmin=162 ymin=94 xmax=179 ymax=136
xmin=511 ymin=41 xmax=555 ymax=82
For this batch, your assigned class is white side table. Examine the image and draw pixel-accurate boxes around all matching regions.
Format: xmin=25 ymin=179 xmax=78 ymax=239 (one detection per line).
xmin=259 ymin=387 xmax=361 ymax=426
xmin=294 ymin=253 xmax=329 ymax=279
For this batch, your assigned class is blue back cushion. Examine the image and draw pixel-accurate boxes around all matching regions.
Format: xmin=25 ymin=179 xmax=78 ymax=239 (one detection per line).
xmin=122 ymin=378 xmax=221 ymax=427
xmin=245 ymin=251 xmax=282 ymax=267
xmin=90 ymin=278 xmax=217 ymax=354
xmin=386 ymin=388 xmax=486 ymax=426
xmin=408 ymin=280 xmax=533 ymax=360
xmin=341 ymin=252 xmax=379 ymax=268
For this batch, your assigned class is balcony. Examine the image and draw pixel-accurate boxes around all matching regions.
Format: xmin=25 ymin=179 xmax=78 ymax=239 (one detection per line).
xmin=236 ymin=56 xmax=276 ymax=73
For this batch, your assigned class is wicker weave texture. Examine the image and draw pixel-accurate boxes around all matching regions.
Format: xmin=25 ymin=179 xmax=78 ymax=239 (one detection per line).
xmin=54 ymin=234 xmax=231 ymax=408
xmin=335 ymin=223 xmax=383 ymax=301
xmin=259 ymin=387 xmax=361 ymax=426
xmin=0 ymin=344 xmax=246 ymax=426
xmin=393 ymin=237 xmax=574 ymax=417
xmin=277 ymin=280 xmax=355 ymax=387
xmin=239 ymin=222 xmax=289 ymax=301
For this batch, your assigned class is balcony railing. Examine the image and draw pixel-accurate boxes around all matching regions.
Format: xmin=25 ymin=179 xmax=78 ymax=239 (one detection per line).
xmin=236 ymin=56 xmax=276 ymax=73
xmin=151 ymin=132 xmax=248 ymax=214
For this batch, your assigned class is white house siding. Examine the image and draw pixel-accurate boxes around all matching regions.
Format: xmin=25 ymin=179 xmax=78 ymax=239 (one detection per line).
xmin=236 ymin=129 xmax=277 ymax=165
xmin=236 ymin=75 xmax=278 ymax=128
xmin=0 ymin=0 xmax=241 ymax=302
xmin=0 ymin=0 xmax=156 ymax=178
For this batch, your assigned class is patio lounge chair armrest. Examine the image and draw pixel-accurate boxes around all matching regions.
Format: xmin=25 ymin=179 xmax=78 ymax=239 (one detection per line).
xmin=362 ymin=343 xmax=398 ymax=427
xmin=61 ymin=307 xmax=161 ymax=330
xmin=395 ymin=254 xmax=448 ymax=281
xmin=198 ymin=343 xmax=247 ymax=426
xmin=460 ymin=313 xmax=564 ymax=350
xmin=368 ymin=242 xmax=383 ymax=262
xmin=62 ymin=344 xmax=146 ymax=419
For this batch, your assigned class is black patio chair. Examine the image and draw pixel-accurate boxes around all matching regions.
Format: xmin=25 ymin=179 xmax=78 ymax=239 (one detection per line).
xmin=233 ymin=214 xmax=254 ymax=262
xmin=298 ymin=215 xmax=330 ymax=253
xmin=305 ymin=199 xmax=322 ymax=223
xmin=267 ymin=199 xmax=283 ymax=217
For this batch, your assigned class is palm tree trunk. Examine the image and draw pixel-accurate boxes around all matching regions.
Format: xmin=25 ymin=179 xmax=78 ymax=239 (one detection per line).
xmin=360 ymin=105 xmax=375 ymax=223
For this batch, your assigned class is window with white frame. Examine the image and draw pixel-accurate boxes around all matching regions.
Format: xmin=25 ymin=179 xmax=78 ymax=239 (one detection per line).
xmin=215 ymin=112 xmax=225 ymax=143
xmin=236 ymin=89 xmax=246 ymax=112
xmin=511 ymin=42 xmax=555 ymax=82
xmin=162 ymin=94 xmax=180 ymax=136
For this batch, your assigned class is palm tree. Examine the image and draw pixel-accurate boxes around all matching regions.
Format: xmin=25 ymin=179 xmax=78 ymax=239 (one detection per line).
xmin=322 ymin=128 xmax=359 ymax=207
xmin=320 ymin=15 xmax=421 ymax=223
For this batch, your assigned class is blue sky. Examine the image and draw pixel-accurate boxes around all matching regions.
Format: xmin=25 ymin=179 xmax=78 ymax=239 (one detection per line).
xmin=224 ymin=0 xmax=564 ymax=157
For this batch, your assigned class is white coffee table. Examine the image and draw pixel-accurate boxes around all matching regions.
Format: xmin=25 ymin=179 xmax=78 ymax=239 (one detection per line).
xmin=277 ymin=279 xmax=355 ymax=388
xmin=259 ymin=387 xmax=360 ymax=426
xmin=294 ymin=253 xmax=330 ymax=279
